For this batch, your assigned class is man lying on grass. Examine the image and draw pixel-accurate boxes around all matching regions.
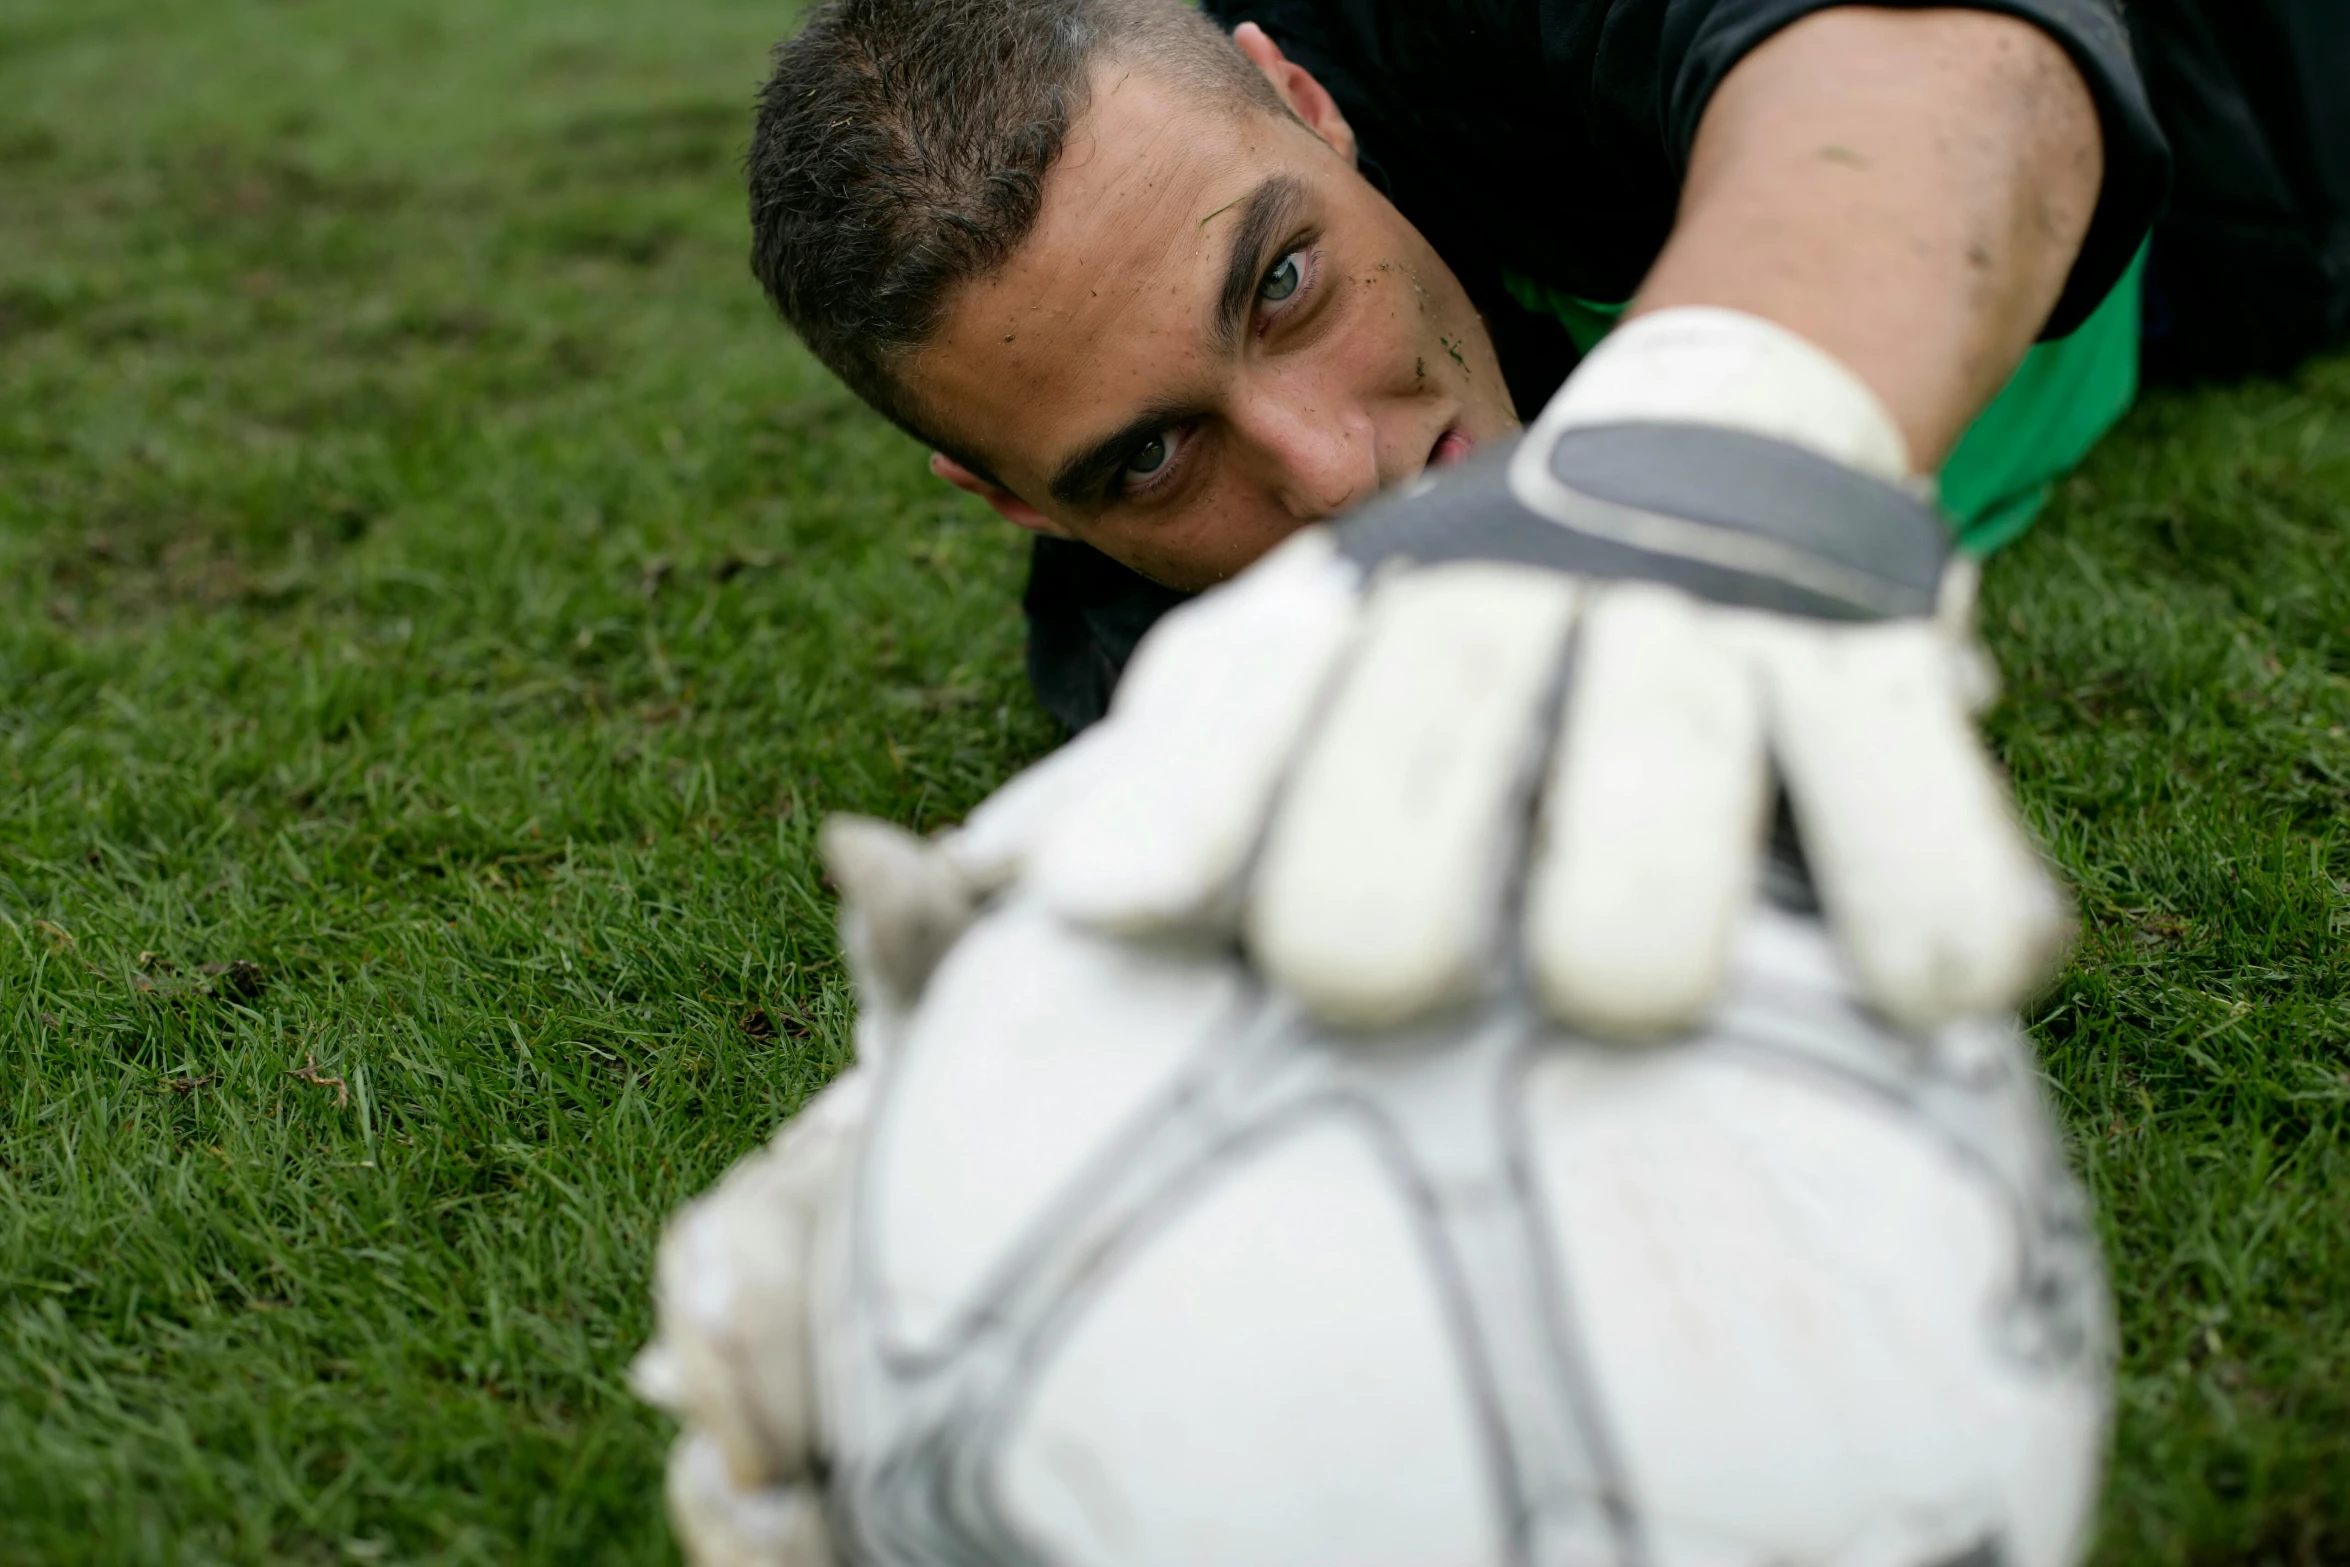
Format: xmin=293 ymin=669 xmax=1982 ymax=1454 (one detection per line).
xmin=749 ymin=0 xmax=2346 ymax=728
xmin=740 ymin=0 xmax=2348 ymax=1033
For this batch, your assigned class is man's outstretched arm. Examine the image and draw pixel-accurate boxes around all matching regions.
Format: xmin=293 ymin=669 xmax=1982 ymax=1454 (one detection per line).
xmin=978 ymin=5 xmax=2131 ymax=1038
xmin=1635 ymin=6 xmax=2104 ymax=469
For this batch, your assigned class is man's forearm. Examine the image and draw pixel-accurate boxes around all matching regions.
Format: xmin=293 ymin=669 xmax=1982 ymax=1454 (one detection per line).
xmin=1632 ymin=6 xmax=2104 ymax=469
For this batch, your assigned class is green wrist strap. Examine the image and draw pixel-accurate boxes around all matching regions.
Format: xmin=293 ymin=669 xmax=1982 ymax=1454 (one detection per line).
xmin=1502 ymin=241 xmax=2147 ymax=555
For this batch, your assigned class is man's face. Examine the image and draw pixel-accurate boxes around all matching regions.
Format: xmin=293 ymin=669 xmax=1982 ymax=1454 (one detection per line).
xmin=903 ymin=56 xmax=1520 ymax=591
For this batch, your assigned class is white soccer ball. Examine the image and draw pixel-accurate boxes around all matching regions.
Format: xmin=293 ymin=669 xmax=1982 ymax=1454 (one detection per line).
xmin=807 ymin=892 xmax=2111 ymax=1567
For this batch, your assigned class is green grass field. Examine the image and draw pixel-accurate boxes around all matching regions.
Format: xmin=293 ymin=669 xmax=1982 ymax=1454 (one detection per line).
xmin=0 ymin=1 xmax=2344 ymax=1562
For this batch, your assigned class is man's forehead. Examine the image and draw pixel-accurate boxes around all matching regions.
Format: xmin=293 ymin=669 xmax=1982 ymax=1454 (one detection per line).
xmin=984 ymin=70 xmax=1259 ymax=325
xmin=908 ymin=66 xmax=1295 ymax=480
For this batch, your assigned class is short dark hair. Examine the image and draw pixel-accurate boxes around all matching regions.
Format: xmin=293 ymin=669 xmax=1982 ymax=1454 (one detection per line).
xmin=748 ymin=0 xmax=1286 ymax=471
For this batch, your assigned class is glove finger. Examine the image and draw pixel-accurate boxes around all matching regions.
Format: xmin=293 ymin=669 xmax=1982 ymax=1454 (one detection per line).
xmin=1525 ymin=585 xmax=1768 ymax=1037
xmin=1249 ymin=563 xmax=1579 ymax=1028
xmin=1032 ymin=528 xmax=1359 ymax=935
xmin=939 ymin=720 xmax=1129 ymax=894
xmin=642 ymin=1071 xmax=872 ymax=1490
xmin=822 ymin=816 xmax=979 ymax=1023
xmin=666 ymin=1432 xmax=837 ymax=1567
xmin=1747 ymin=618 xmax=2072 ymax=1029
xmin=653 ymin=1193 xmax=818 ymax=1491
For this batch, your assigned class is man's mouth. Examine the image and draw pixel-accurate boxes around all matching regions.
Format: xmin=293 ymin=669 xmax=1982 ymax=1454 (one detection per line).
xmin=1429 ymin=427 xmax=1475 ymax=468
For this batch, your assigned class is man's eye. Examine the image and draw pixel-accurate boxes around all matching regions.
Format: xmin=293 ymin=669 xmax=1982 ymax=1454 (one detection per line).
xmin=1123 ymin=433 xmax=1173 ymax=480
xmin=1258 ymin=250 xmax=1304 ymax=304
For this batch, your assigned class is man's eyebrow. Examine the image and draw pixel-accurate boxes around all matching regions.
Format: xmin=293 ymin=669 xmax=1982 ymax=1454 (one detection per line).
xmin=1210 ymin=174 xmax=1307 ymax=354
xmin=1048 ymin=401 xmax=1201 ymax=510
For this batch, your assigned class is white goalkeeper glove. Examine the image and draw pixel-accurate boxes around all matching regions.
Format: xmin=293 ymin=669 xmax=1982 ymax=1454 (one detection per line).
xmin=633 ymin=811 xmax=1022 ymax=1567
xmin=631 ymin=1067 xmax=862 ymax=1567
xmin=1020 ymin=307 xmax=2070 ymax=1036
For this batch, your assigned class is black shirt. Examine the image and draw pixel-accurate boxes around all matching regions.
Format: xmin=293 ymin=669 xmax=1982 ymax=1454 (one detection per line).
xmin=1024 ymin=0 xmax=2172 ymax=730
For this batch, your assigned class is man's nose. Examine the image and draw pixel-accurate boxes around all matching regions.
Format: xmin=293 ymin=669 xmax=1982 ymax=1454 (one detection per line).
xmin=1234 ymin=394 xmax=1382 ymax=521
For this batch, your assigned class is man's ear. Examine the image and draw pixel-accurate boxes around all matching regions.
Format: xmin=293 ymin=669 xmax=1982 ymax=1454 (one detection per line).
xmin=1232 ymin=22 xmax=1357 ymax=167
xmin=929 ymin=451 xmax=1073 ymax=537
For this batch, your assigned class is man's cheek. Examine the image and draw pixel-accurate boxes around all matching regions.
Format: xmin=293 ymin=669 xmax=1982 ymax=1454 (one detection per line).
xmin=1136 ymin=531 xmax=1248 ymax=593
xmin=1082 ymin=525 xmax=1215 ymax=594
xmin=1116 ymin=516 xmax=1271 ymax=593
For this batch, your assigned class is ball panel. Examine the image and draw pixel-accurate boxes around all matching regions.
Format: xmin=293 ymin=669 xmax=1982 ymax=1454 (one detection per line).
xmin=1525 ymin=1048 xmax=2100 ymax=1567
xmin=870 ymin=906 xmax=1241 ymax=1358
xmin=997 ymin=1115 xmax=1505 ymax=1567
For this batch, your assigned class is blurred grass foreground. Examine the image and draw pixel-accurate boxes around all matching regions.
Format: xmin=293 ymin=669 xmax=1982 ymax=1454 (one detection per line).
xmin=2 ymin=1 xmax=2348 ymax=1562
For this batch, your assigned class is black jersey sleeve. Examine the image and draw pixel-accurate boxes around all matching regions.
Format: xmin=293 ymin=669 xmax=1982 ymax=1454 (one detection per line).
xmin=1204 ymin=0 xmax=2168 ymax=340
